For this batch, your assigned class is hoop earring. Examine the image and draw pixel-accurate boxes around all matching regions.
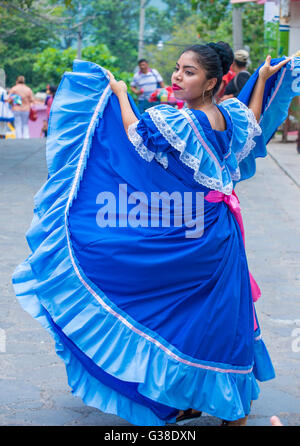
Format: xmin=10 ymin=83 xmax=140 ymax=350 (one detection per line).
xmin=202 ymin=90 xmax=213 ymax=104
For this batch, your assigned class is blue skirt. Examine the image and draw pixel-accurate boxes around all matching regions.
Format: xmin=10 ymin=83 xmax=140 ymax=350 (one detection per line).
xmin=12 ymin=60 xmax=279 ymax=425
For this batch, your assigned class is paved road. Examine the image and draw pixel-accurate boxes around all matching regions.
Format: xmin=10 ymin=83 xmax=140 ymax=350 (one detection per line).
xmin=0 ymin=136 xmax=300 ymax=426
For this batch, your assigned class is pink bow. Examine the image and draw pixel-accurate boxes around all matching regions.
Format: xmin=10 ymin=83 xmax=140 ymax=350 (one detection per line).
xmin=205 ymin=190 xmax=260 ymax=331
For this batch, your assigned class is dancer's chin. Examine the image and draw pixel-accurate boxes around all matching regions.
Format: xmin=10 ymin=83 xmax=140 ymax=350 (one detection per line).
xmin=173 ymin=90 xmax=185 ymax=100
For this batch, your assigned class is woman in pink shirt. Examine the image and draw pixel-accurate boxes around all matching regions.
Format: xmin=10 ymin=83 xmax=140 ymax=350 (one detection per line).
xmin=9 ymin=76 xmax=35 ymax=139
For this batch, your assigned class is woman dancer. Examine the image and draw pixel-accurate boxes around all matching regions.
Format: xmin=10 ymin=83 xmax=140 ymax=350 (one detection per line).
xmin=13 ymin=43 xmax=299 ymax=426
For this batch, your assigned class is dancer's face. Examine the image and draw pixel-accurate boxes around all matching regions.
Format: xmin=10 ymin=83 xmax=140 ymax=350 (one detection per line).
xmin=171 ymin=51 xmax=216 ymax=105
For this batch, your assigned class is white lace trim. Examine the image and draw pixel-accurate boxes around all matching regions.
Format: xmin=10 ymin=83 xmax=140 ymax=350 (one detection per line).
xmin=154 ymin=152 xmax=168 ymax=169
xmin=128 ymin=121 xmax=155 ymax=163
xmin=147 ymin=107 xmax=187 ymax=153
xmin=230 ymin=169 xmax=241 ymax=182
xmin=229 ymin=100 xmax=262 ymax=163
xmin=194 ymin=170 xmax=233 ymax=195
xmin=148 ymin=107 xmax=233 ymax=195
xmin=128 ymin=121 xmax=169 ymax=169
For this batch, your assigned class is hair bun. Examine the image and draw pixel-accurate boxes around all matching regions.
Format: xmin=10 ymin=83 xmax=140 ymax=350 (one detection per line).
xmin=207 ymin=42 xmax=234 ymax=75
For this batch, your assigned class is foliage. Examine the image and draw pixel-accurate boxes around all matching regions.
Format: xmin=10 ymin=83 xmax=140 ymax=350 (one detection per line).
xmin=0 ymin=0 xmax=268 ymax=91
xmin=33 ymin=44 xmax=133 ymax=90
xmin=191 ymin=0 xmax=265 ymax=72
xmin=163 ymin=0 xmax=193 ymax=25
xmin=153 ymin=0 xmax=194 ymax=38
xmin=145 ymin=0 xmax=266 ymax=84
xmin=191 ymin=0 xmax=230 ymax=30
xmin=0 ymin=2 xmax=59 ymax=88
xmin=144 ymin=15 xmax=201 ymax=85
xmin=88 ymin=0 xmax=141 ymax=72
xmin=241 ymin=2 xmax=266 ymax=69
xmin=144 ymin=11 xmax=233 ymax=85
xmin=0 ymin=0 xmax=34 ymax=7
xmin=87 ymin=0 xmax=195 ymax=72
xmin=0 ymin=0 xmax=200 ymax=89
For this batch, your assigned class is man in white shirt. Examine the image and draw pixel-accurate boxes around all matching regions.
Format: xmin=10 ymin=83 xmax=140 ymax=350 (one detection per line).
xmin=131 ymin=59 xmax=164 ymax=113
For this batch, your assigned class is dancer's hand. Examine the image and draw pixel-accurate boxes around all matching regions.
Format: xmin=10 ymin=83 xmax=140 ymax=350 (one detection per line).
xmin=259 ymin=55 xmax=292 ymax=82
xmin=106 ymin=70 xmax=127 ymax=96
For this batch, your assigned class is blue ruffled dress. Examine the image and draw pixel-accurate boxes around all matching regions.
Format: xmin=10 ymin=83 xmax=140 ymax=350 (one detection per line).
xmin=12 ymin=58 xmax=300 ymax=425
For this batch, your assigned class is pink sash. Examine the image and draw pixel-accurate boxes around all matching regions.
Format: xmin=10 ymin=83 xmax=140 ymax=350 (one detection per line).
xmin=205 ymin=190 xmax=260 ymax=331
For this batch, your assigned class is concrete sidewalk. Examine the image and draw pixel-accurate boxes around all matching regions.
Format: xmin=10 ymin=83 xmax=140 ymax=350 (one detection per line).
xmin=267 ymin=134 xmax=300 ymax=188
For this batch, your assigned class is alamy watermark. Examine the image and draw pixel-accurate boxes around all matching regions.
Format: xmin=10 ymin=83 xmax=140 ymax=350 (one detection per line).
xmin=95 ymin=184 xmax=204 ymax=239
xmin=291 ymin=327 xmax=300 ymax=353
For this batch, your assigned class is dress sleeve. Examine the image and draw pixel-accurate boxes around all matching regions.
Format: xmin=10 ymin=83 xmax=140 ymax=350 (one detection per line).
xmin=219 ymin=98 xmax=264 ymax=183
xmin=128 ymin=109 xmax=173 ymax=168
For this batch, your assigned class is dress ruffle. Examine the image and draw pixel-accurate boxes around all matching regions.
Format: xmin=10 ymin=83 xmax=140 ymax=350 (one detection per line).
xmin=13 ymin=60 xmax=275 ymax=425
xmin=238 ymin=57 xmax=300 ymax=143
xmin=128 ymin=100 xmax=262 ymax=195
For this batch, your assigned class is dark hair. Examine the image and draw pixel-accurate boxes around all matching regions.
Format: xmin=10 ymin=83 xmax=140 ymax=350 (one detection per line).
xmin=138 ymin=58 xmax=148 ymax=64
xmin=234 ymin=59 xmax=247 ymax=68
xmin=182 ymin=41 xmax=234 ymax=95
xmin=16 ymin=75 xmax=25 ymax=84
xmin=49 ymin=85 xmax=57 ymax=95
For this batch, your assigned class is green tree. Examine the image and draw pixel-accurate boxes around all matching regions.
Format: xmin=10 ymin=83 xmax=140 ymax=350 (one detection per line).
xmin=145 ymin=0 xmax=266 ymax=85
xmin=88 ymin=0 xmax=141 ymax=72
xmin=87 ymin=0 xmax=192 ymax=73
xmin=191 ymin=0 xmax=230 ymax=30
xmin=241 ymin=2 xmax=265 ymax=69
xmin=190 ymin=0 xmax=266 ymax=71
xmin=0 ymin=2 xmax=59 ymax=88
xmin=144 ymin=15 xmax=201 ymax=85
xmin=33 ymin=44 xmax=133 ymax=89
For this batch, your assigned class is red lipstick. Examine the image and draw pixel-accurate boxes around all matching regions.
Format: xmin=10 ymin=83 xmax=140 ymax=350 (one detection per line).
xmin=172 ymin=83 xmax=183 ymax=91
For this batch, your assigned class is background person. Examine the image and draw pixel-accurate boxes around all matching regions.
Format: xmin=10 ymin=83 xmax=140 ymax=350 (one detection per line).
xmin=0 ymin=85 xmax=12 ymax=139
xmin=221 ymin=49 xmax=251 ymax=100
xmin=9 ymin=75 xmax=35 ymax=139
xmin=45 ymin=85 xmax=57 ymax=121
xmin=130 ymin=58 xmax=164 ymax=113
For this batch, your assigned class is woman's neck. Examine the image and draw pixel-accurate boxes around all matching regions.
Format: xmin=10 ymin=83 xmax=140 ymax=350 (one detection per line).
xmin=187 ymin=98 xmax=227 ymax=131
xmin=234 ymin=66 xmax=247 ymax=74
xmin=186 ymin=98 xmax=215 ymax=111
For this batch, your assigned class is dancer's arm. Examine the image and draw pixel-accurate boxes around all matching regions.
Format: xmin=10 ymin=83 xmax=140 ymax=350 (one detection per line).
xmin=249 ymin=55 xmax=292 ymax=122
xmin=107 ymin=71 xmax=138 ymax=135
